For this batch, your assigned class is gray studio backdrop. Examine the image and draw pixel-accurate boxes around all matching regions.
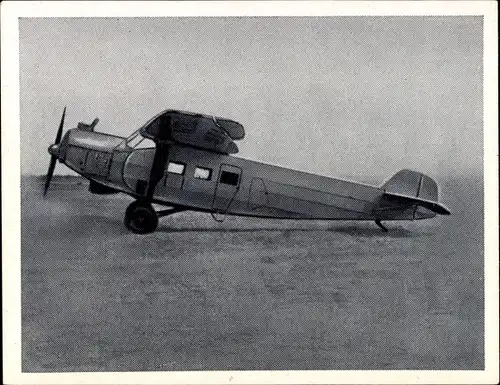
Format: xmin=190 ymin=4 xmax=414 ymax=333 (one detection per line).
xmin=20 ymin=17 xmax=482 ymax=179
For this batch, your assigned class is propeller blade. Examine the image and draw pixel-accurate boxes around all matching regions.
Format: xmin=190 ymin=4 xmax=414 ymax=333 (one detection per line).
xmin=43 ymin=155 xmax=57 ymax=196
xmin=44 ymin=107 xmax=66 ymax=196
xmin=55 ymin=106 xmax=66 ymax=144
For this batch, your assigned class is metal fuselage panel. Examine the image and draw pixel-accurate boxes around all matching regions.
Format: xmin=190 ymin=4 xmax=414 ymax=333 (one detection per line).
xmin=63 ymin=130 xmax=129 ymax=190
xmin=145 ymin=144 xmax=385 ymax=220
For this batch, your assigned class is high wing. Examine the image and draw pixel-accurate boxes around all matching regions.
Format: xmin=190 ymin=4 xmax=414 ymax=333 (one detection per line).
xmin=139 ymin=109 xmax=244 ymax=154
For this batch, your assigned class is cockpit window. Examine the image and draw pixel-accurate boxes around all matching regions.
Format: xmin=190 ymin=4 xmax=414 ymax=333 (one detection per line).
xmin=126 ymin=131 xmax=155 ymax=149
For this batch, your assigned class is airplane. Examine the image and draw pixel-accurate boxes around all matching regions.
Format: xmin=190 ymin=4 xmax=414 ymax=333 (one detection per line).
xmin=44 ymin=107 xmax=451 ymax=234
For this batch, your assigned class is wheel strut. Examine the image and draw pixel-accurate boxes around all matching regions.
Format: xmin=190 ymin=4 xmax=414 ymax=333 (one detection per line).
xmin=157 ymin=207 xmax=186 ymax=218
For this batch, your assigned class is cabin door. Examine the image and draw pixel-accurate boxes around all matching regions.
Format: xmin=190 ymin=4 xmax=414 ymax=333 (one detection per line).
xmin=212 ymin=164 xmax=242 ymax=212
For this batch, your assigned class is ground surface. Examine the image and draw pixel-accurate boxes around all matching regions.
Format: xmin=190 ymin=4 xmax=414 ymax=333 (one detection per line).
xmin=21 ymin=175 xmax=483 ymax=371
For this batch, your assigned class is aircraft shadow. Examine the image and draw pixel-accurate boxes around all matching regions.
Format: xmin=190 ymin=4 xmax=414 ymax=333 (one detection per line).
xmin=48 ymin=215 xmax=130 ymax=237
xmin=35 ymin=213 xmax=418 ymax=239
xmin=332 ymin=225 xmax=416 ymax=238
xmin=156 ymin=224 xmax=417 ymax=238
xmin=157 ymin=227 xmax=320 ymax=234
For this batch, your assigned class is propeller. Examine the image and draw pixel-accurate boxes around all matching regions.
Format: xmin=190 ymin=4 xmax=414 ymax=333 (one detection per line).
xmin=44 ymin=107 xmax=66 ymax=196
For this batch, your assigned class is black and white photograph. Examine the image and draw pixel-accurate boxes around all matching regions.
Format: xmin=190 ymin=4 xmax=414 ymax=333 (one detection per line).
xmin=2 ymin=1 xmax=498 ymax=384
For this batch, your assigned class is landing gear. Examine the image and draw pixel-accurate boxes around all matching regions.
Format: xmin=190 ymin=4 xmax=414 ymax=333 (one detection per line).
xmin=375 ymin=219 xmax=388 ymax=232
xmin=124 ymin=200 xmax=158 ymax=234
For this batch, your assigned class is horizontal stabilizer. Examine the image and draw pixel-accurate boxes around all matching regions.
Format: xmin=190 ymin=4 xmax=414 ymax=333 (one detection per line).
xmin=374 ymin=169 xmax=450 ymax=219
xmin=383 ymin=191 xmax=451 ymax=215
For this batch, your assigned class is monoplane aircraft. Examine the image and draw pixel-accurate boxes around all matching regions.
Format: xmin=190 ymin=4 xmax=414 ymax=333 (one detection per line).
xmin=45 ymin=108 xmax=450 ymax=233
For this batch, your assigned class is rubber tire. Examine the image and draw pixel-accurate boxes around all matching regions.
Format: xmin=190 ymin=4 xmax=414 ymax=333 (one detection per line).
xmin=124 ymin=201 xmax=158 ymax=234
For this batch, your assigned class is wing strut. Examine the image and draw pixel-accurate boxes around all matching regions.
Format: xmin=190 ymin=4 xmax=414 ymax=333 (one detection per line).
xmin=145 ymin=116 xmax=173 ymax=200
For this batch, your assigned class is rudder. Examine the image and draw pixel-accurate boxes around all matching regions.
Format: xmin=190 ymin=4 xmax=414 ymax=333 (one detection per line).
xmin=382 ymin=169 xmax=439 ymax=202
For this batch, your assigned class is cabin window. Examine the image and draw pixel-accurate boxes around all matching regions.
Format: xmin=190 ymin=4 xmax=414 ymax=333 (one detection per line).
xmin=167 ymin=162 xmax=185 ymax=175
xmin=194 ymin=167 xmax=212 ymax=180
xmin=219 ymin=170 xmax=239 ymax=186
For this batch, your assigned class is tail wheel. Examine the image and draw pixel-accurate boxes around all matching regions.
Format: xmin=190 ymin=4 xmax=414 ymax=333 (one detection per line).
xmin=124 ymin=200 xmax=158 ymax=234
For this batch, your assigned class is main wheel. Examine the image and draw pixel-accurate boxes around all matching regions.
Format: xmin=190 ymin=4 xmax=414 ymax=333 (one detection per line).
xmin=124 ymin=200 xmax=158 ymax=234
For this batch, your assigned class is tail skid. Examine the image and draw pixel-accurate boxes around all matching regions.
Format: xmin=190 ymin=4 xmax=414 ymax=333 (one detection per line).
xmin=374 ymin=219 xmax=389 ymax=232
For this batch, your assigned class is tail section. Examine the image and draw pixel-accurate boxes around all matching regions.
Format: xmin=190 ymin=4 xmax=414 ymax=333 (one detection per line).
xmin=382 ymin=169 xmax=438 ymax=201
xmin=375 ymin=169 xmax=450 ymax=219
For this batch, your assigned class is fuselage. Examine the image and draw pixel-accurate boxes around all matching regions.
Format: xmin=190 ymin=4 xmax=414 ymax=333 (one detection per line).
xmin=49 ymin=129 xmax=434 ymax=220
xmin=52 ymin=128 xmax=431 ymax=221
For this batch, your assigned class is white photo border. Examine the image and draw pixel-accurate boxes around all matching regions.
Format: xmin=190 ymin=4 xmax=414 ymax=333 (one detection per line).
xmin=2 ymin=1 xmax=498 ymax=384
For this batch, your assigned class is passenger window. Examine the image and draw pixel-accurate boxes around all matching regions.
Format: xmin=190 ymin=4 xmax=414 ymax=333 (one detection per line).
xmin=220 ymin=171 xmax=239 ymax=186
xmin=167 ymin=162 xmax=185 ymax=175
xmin=194 ymin=167 xmax=212 ymax=180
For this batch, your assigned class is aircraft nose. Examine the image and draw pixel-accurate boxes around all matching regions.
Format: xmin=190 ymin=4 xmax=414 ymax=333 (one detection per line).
xmin=48 ymin=143 xmax=60 ymax=157
xmin=48 ymin=130 xmax=71 ymax=159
